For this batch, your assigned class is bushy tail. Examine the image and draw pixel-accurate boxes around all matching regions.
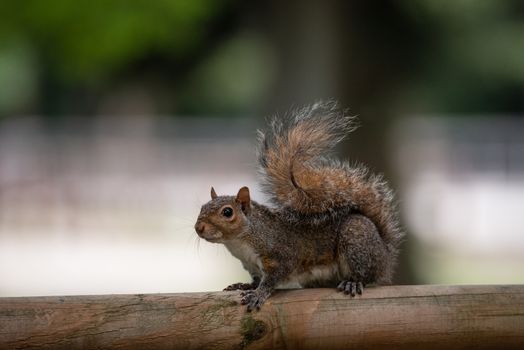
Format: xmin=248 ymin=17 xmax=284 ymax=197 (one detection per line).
xmin=257 ymin=101 xmax=402 ymax=248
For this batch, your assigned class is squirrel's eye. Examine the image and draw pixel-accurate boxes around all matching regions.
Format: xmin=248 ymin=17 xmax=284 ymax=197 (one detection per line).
xmin=222 ymin=207 xmax=233 ymax=218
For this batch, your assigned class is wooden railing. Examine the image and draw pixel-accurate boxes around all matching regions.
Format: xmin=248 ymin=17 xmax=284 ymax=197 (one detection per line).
xmin=1 ymin=285 xmax=523 ymax=349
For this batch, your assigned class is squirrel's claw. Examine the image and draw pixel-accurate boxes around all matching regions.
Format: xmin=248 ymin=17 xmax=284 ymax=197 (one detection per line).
xmin=337 ymin=280 xmax=364 ymax=297
xmin=223 ymin=282 xmax=255 ymax=291
xmin=240 ymin=290 xmax=268 ymax=312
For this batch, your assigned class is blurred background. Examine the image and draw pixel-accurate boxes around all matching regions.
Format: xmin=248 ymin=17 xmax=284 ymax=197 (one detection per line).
xmin=1 ymin=0 xmax=523 ymax=297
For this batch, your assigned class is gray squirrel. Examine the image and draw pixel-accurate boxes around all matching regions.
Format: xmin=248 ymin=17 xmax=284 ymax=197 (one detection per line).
xmin=194 ymin=101 xmax=403 ymax=311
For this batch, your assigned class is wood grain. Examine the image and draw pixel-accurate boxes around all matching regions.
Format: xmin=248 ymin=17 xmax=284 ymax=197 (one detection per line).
xmin=1 ymin=285 xmax=523 ymax=349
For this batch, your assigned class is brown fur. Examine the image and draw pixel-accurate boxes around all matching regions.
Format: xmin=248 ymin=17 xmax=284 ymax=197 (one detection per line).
xmin=194 ymin=101 xmax=404 ymax=311
xmin=258 ymin=101 xmax=402 ymax=249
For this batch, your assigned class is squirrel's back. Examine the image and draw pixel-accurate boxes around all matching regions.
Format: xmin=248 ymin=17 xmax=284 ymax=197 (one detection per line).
xmin=257 ymin=101 xmax=403 ymax=252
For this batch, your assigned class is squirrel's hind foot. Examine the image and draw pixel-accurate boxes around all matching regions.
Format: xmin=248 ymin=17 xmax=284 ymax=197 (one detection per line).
xmin=337 ymin=280 xmax=364 ymax=297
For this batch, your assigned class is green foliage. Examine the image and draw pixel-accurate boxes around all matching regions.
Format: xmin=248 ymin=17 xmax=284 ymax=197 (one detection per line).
xmin=400 ymin=0 xmax=524 ymax=113
xmin=0 ymin=0 xmax=522 ymax=116
xmin=180 ymin=33 xmax=277 ymax=115
xmin=0 ymin=0 xmax=225 ymax=82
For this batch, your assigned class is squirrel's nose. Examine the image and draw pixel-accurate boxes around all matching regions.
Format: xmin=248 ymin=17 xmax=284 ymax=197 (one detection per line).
xmin=195 ymin=222 xmax=206 ymax=235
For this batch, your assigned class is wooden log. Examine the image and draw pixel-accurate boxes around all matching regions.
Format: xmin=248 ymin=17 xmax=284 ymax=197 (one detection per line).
xmin=1 ymin=285 xmax=523 ymax=349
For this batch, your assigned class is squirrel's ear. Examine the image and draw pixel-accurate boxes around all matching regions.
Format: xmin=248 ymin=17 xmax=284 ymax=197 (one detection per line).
xmin=236 ymin=186 xmax=251 ymax=214
xmin=211 ymin=187 xmax=218 ymax=200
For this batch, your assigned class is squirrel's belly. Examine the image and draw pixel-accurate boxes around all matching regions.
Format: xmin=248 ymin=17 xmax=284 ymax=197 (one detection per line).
xmin=277 ymin=264 xmax=339 ymax=289
xmin=224 ymin=239 xmax=263 ymax=276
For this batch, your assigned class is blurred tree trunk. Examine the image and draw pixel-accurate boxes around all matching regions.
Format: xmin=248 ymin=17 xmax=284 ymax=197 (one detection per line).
xmin=261 ymin=0 xmax=424 ymax=283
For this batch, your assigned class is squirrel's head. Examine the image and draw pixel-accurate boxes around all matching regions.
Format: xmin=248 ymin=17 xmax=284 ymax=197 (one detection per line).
xmin=194 ymin=186 xmax=251 ymax=243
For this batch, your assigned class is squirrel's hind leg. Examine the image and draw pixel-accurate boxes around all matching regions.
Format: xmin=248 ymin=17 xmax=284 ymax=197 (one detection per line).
xmin=336 ymin=214 xmax=391 ymax=295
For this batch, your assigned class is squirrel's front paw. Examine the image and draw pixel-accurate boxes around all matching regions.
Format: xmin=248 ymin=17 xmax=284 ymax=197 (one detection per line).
xmin=223 ymin=282 xmax=255 ymax=291
xmin=337 ymin=280 xmax=364 ymax=297
xmin=240 ymin=289 xmax=269 ymax=312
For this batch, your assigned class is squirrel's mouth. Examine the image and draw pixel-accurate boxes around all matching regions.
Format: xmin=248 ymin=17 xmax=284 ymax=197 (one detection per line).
xmin=198 ymin=230 xmax=223 ymax=243
xmin=195 ymin=221 xmax=223 ymax=242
